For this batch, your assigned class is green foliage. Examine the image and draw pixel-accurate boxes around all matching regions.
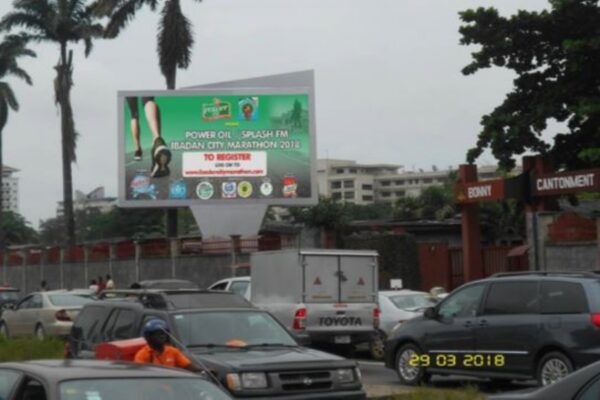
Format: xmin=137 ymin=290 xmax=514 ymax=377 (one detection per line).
xmin=460 ymin=1 xmax=600 ymax=170
xmin=1 ymin=211 xmax=38 ymax=245
xmin=393 ymin=172 xmax=458 ymax=221
xmin=290 ymin=197 xmax=350 ymax=231
xmin=0 ymin=338 xmax=63 ymax=361
xmin=39 ymin=208 xmax=165 ymax=245
xmin=344 ymin=233 xmax=420 ymax=290
xmin=373 ymin=386 xmax=483 ymax=400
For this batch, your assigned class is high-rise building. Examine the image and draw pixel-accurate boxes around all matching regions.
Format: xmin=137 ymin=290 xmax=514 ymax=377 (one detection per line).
xmin=2 ymin=165 xmax=19 ymax=213
xmin=317 ymin=159 xmax=505 ymax=205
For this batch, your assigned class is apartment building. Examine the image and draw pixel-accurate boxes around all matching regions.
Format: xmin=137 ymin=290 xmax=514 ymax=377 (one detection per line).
xmin=2 ymin=165 xmax=19 ymax=213
xmin=317 ymin=159 xmax=500 ymax=205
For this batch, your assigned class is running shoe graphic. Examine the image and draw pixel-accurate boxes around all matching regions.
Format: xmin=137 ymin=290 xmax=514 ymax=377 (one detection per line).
xmin=151 ymin=137 xmax=171 ymax=178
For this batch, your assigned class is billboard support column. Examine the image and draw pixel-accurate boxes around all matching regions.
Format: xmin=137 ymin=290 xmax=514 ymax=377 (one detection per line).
xmin=459 ymin=164 xmax=483 ymax=281
xmin=190 ymin=204 xmax=267 ymax=239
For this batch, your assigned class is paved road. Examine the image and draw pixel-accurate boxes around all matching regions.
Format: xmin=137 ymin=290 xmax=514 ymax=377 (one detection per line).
xmin=357 ymin=360 xmax=538 ymax=396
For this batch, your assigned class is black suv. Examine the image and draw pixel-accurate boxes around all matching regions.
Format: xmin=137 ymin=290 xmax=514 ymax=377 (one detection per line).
xmin=385 ymin=272 xmax=600 ymax=387
xmin=68 ymin=289 xmax=365 ymax=399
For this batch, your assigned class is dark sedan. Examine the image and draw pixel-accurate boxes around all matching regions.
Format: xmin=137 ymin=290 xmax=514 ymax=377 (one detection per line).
xmin=488 ymin=360 xmax=600 ymax=399
xmin=0 ymin=359 xmax=231 ymax=400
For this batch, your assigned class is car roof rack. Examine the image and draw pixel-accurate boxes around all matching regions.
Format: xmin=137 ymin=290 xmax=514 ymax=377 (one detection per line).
xmin=98 ymin=289 xmax=254 ymax=310
xmin=491 ymin=271 xmax=599 ymax=278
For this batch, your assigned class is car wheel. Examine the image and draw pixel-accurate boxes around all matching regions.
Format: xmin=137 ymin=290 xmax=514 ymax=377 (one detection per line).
xmin=395 ymin=343 xmax=429 ymax=385
xmin=537 ymin=351 xmax=573 ymax=386
xmin=0 ymin=322 xmax=8 ymax=338
xmin=369 ymin=331 xmax=386 ymax=360
xmin=35 ymin=324 xmax=46 ymax=340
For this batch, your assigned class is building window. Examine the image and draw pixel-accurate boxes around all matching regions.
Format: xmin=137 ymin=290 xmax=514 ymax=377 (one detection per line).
xmin=381 ymin=191 xmax=391 ymax=197
xmin=362 ymin=195 xmax=373 ymax=201
xmin=396 ymin=191 xmax=405 ymax=197
xmin=343 ymin=180 xmax=354 ymax=189
xmin=332 ymin=192 xmax=342 ymax=200
xmin=395 ymin=180 xmax=405 ymax=185
xmin=344 ymin=191 xmax=355 ymax=199
xmin=348 ymin=168 xmax=357 ymax=174
xmin=331 ymin=181 xmax=342 ymax=189
xmin=380 ymin=180 xmax=391 ymax=186
xmin=362 ymin=184 xmax=373 ymax=191
xmin=336 ymin=168 xmax=344 ymax=174
xmin=423 ymin=178 xmax=433 ymax=184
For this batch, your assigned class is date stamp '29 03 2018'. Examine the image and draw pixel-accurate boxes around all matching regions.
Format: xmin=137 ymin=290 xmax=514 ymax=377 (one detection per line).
xmin=409 ymin=353 xmax=506 ymax=368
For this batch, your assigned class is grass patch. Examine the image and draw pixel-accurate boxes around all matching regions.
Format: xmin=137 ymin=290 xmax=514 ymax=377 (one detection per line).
xmin=373 ymin=386 xmax=484 ymax=400
xmin=0 ymin=338 xmax=64 ymax=362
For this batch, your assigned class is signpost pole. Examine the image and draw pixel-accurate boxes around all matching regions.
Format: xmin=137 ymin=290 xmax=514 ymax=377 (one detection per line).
xmin=458 ymin=164 xmax=484 ymax=282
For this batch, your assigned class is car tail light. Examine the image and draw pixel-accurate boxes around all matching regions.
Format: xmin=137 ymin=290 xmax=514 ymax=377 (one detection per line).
xmin=591 ymin=314 xmax=600 ymax=328
xmin=64 ymin=342 xmax=72 ymax=359
xmin=293 ymin=307 xmax=307 ymax=330
xmin=55 ymin=309 xmax=71 ymax=322
xmin=373 ymin=307 xmax=381 ymax=329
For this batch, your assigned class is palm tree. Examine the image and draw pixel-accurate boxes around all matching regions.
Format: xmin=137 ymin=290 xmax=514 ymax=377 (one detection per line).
xmin=92 ymin=0 xmax=201 ymax=237
xmin=0 ymin=0 xmax=103 ymax=247
xmin=0 ymin=34 xmax=35 ymax=249
xmin=92 ymin=0 xmax=198 ymax=90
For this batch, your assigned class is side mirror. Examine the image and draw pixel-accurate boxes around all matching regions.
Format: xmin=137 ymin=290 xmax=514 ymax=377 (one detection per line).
xmin=423 ymin=307 xmax=437 ymax=319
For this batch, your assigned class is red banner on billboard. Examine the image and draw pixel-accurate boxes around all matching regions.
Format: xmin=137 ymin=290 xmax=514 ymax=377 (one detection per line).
xmin=533 ymin=168 xmax=600 ymax=197
xmin=455 ymin=179 xmax=505 ymax=204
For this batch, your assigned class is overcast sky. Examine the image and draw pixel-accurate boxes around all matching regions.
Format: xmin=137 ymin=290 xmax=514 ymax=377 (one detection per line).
xmin=0 ymin=0 xmax=550 ymax=227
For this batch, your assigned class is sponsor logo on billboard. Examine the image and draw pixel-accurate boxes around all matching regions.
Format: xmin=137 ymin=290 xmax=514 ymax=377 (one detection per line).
xmin=130 ymin=172 xmax=157 ymax=200
xmin=260 ymin=178 xmax=273 ymax=197
xmin=222 ymin=182 xmax=237 ymax=199
xmin=169 ymin=180 xmax=187 ymax=199
xmin=238 ymin=97 xmax=259 ymax=121
xmin=282 ymin=175 xmax=298 ymax=198
xmin=202 ymin=98 xmax=232 ymax=122
xmin=238 ymin=181 xmax=253 ymax=198
xmin=196 ymin=181 xmax=214 ymax=200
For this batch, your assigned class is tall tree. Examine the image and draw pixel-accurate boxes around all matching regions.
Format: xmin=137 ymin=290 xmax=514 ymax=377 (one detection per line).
xmin=460 ymin=0 xmax=600 ymax=170
xmin=0 ymin=0 xmax=103 ymax=247
xmin=92 ymin=0 xmax=201 ymax=237
xmin=0 ymin=34 xmax=34 ymax=249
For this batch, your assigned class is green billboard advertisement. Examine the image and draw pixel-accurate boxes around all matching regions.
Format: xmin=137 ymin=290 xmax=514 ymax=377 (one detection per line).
xmin=118 ymin=89 xmax=315 ymax=206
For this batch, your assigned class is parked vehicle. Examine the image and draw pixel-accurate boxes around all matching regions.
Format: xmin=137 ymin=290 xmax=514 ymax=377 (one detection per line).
xmin=0 ymin=359 xmax=231 ymax=400
xmin=68 ymin=289 xmax=366 ymax=399
xmin=0 ymin=287 xmax=19 ymax=310
xmin=138 ymin=279 xmax=200 ymax=289
xmin=0 ymin=290 xmax=95 ymax=338
xmin=385 ymin=271 xmax=600 ymax=387
xmin=488 ymin=359 xmax=600 ymax=399
xmin=208 ymin=277 xmax=251 ymax=300
xmin=250 ymin=249 xmax=379 ymax=350
xmin=369 ymin=290 xmax=437 ymax=360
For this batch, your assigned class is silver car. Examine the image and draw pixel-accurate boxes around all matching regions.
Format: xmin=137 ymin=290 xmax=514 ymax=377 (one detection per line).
xmin=0 ymin=290 xmax=95 ymax=339
xmin=370 ymin=290 xmax=437 ymax=359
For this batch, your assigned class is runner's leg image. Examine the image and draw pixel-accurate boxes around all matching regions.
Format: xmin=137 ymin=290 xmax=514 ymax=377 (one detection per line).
xmin=126 ymin=97 xmax=143 ymax=161
xmin=143 ymin=97 xmax=171 ymax=178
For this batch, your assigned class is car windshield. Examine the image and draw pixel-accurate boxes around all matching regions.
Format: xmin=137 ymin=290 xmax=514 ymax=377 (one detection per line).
xmin=48 ymin=294 xmax=94 ymax=307
xmin=60 ymin=378 xmax=230 ymax=400
xmin=172 ymin=311 xmax=297 ymax=347
xmin=388 ymin=294 xmax=437 ymax=310
xmin=0 ymin=292 xmax=18 ymax=302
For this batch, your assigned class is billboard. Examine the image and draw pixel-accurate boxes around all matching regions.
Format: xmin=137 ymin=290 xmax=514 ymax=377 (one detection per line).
xmin=118 ymin=88 xmax=316 ymax=207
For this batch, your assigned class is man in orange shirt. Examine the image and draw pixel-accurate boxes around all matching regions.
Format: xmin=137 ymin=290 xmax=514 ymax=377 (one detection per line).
xmin=134 ymin=319 xmax=201 ymax=372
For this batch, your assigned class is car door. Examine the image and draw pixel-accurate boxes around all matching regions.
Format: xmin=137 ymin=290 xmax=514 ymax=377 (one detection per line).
xmin=22 ymin=294 xmax=43 ymax=336
xmin=7 ymin=296 xmax=33 ymax=336
xmin=475 ymin=280 xmax=540 ymax=375
xmin=422 ymin=283 xmax=486 ymax=367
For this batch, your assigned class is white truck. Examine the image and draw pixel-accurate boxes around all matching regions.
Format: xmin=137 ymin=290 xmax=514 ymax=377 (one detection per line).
xmin=250 ymin=249 xmax=380 ymax=349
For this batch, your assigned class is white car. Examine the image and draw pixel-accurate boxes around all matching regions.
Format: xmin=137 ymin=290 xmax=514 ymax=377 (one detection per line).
xmin=208 ymin=276 xmax=251 ymax=300
xmin=370 ymin=290 xmax=437 ymax=359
